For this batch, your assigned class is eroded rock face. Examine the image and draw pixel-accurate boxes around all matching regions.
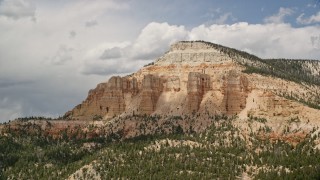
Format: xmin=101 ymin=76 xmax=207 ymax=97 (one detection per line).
xmin=66 ymin=41 xmax=319 ymax=122
xmin=187 ymin=72 xmax=211 ymax=112
xmin=67 ymin=76 xmax=138 ymax=120
xmin=256 ymin=92 xmax=292 ymax=117
xmin=139 ymin=74 xmax=163 ymax=114
xmin=66 ymin=41 xmax=247 ymax=120
xmin=164 ymin=76 xmax=180 ymax=92
xmin=100 ymin=76 xmax=126 ymax=118
xmin=222 ymin=70 xmax=249 ymax=115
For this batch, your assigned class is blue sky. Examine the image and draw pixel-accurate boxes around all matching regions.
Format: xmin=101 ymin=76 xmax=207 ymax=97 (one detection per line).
xmin=0 ymin=0 xmax=319 ymax=122
xmin=124 ymin=0 xmax=320 ymax=27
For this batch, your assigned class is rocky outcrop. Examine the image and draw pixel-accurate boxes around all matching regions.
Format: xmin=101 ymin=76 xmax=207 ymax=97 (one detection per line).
xmin=254 ymin=91 xmax=292 ymax=117
xmin=187 ymin=72 xmax=211 ymax=112
xmin=155 ymin=41 xmax=233 ymax=66
xmin=99 ymin=76 xmax=126 ymax=118
xmin=164 ymin=76 xmax=180 ymax=92
xmin=139 ymin=74 xmax=163 ymax=114
xmin=66 ymin=40 xmax=320 ymax=122
xmin=67 ymin=76 xmax=138 ymax=120
xmin=66 ymin=41 xmax=248 ymax=120
xmin=222 ymin=70 xmax=249 ymax=115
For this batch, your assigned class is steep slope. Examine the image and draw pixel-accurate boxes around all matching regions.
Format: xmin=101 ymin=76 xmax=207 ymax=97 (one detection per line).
xmin=65 ymin=41 xmax=320 ymax=124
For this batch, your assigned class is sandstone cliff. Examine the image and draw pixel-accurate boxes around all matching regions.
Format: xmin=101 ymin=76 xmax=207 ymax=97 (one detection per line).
xmin=66 ymin=41 xmax=320 ymax=124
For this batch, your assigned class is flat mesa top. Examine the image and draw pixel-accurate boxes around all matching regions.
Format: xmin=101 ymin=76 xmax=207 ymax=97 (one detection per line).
xmin=170 ymin=41 xmax=218 ymax=51
xmin=155 ymin=41 xmax=231 ymax=65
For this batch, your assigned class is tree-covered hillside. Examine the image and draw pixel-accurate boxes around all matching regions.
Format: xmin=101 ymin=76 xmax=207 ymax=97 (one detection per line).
xmin=1 ymin=116 xmax=320 ymax=179
xmin=189 ymin=40 xmax=320 ymax=86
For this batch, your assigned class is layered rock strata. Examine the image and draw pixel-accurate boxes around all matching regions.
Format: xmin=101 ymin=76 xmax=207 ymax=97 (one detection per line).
xmin=139 ymin=74 xmax=163 ymax=114
xmin=66 ymin=41 xmax=320 ymax=123
xmin=65 ymin=76 xmax=138 ymax=120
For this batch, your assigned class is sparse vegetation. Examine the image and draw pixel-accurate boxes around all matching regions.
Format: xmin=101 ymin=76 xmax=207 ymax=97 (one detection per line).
xmin=93 ymin=115 xmax=103 ymax=121
xmin=1 ymin=115 xmax=320 ymax=179
xmin=186 ymin=41 xmax=320 ymax=111
xmin=248 ymin=116 xmax=267 ymax=123
xmin=143 ymin=62 xmax=154 ymax=67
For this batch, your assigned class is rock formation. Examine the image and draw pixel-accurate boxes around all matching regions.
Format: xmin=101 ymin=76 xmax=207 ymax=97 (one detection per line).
xmin=164 ymin=76 xmax=180 ymax=92
xmin=66 ymin=76 xmax=138 ymax=120
xmin=66 ymin=41 xmax=320 ymax=123
xmin=222 ymin=70 xmax=249 ymax=115
xmin=139 ymin=74 xmax=163 ymax=114
xmin=187 ymin=72 xmax=211 ymax=113
xmin=155 ymin=41 xmax=233 ymax=66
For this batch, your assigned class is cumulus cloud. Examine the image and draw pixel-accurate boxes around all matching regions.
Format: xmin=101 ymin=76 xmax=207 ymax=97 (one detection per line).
xmin=0 ymin=0 xmax=135 ymax=122
xmin=129 ymin=22 xmax=188 ymax=60
xmin=264 ymin=7 xmax=294 ymax=24
xmin=297 ymin=12 xmax=320 ymax=25
xmin=0 ymin=0 xmax=36 ymax=20
xmin=1 ymin=1 xmax=320 ymax=123
xmin=85 ymin=22 xmax=186 ymax=74
xmin=82 ymin=22 xmax=188 ymax=75
xmin=79 ymin=41 xmax=132 ymax=75
xmin=189 ymin=22 xmax=320 ymax=59
xmin=81 ymin=21 xmax=320 ymax=79
xmin=82 ymin=21 xmax=320 ymax=76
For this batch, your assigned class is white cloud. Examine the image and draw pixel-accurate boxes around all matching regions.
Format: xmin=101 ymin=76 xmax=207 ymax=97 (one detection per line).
xmin=80 ymin=22 xmax=188 ymax=75
xmin=0 ymin=0 xmax=36 ymax=20
xmin=0 ymin=1 xmax=320 ymax=122
xmin=310 ymin=34 xmax=320 ymax=49
xmin=79 ymin=41 xmax=132 ymax=75
xmin=50 ymin=45 xmax=74 ymax=65
xmin=189 ymin=22 xmax=320 ymax=59
xmin=82 ymin=21 xmax=320 ymax=77
xmin=0 ymin=0 xmax=133 ymax=122
xmin=129 ymin=22 xmax=188 ymax=60
xmin=83 ymin=21 xmax=320 ymax=76
xmin=297 ymin=12 xmax=320 ymax=25
xmin=264 ymin=7 xmax=294 ymax=24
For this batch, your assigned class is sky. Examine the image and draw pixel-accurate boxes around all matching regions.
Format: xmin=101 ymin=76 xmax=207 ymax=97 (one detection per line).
xmin=0 ymin=0 xmax=320 ymax=122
